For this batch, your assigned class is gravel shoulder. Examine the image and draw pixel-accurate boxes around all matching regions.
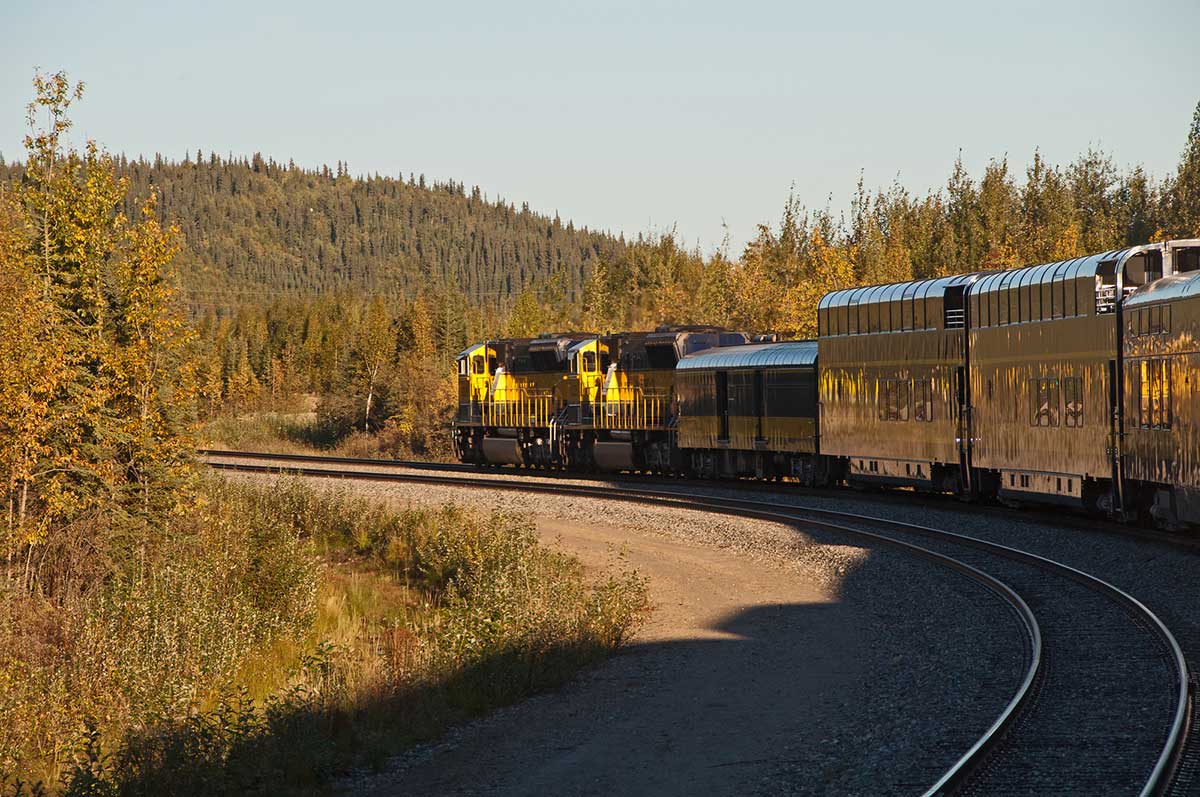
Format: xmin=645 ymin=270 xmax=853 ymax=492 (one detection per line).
xmin=354 ymin=515 xmax=853 ymax=795
xmin=213 ymin=472 xmax=1026 ymax=796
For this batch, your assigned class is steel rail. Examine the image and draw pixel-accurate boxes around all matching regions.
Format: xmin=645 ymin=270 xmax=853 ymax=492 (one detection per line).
xmin=198 ymin=448 xmax=1200 ymax=554
xmin=198 ymin=448 xmax=478 ymax=472
xmin=207 ymin=456 xmax=1191 ymax=795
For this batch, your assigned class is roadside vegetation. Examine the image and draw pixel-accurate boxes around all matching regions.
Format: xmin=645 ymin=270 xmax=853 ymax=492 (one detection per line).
xmin=1 ymin=474 xmax=646 ymax=795
xmin=0 ymin=73 xmax=647 ymax=795
xmin=1 ymin=477 xmax=646 ymax=795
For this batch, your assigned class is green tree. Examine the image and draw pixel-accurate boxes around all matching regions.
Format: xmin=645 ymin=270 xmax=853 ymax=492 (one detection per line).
xmin=2 ymin=71 xmax=197 ymax=595
xmin=351 ymin=298 xmax=396 ymax=432
xmin=1164 ymin=100 xmax=1200 ymax=238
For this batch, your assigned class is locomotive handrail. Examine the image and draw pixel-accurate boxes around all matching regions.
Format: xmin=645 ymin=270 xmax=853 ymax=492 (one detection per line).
xmin=483 ymin=388 xmax=556 ymax=428
xmin=596 ymin=386 xmax=669 ymax=430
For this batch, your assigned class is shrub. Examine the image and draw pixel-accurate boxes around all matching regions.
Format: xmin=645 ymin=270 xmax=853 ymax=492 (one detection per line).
xmin=3 ymin=477 xmax=647 ymax=795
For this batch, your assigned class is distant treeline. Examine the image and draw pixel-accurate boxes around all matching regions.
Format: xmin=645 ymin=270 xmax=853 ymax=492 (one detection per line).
xmin=0 ymin=151 xmax=626 ymax=307
xmin=544 ymin=105 xmax=1200 ymax=339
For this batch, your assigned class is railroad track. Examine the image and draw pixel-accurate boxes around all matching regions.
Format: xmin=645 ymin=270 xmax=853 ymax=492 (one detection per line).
xmin=204 ymin=450 xmax=1191 ymax=795
xmin=196 ymin=449 xmax=1200 ymax=554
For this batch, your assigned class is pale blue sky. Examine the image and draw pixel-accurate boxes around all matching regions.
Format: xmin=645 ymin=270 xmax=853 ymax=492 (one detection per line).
xmin=3 ymin=0 xmax=1199 ymax=253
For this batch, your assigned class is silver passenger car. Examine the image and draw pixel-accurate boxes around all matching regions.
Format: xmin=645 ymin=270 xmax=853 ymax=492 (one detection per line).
xmin=968 ymin=241 xmax=1197 ymax=512
xmin=817 ymin=274 xmax=979 ymax=491
xmin=1121 ymin=241 xmax=1200 ymax=525
xmin=675 ymin=340 xmax=822 ymax=481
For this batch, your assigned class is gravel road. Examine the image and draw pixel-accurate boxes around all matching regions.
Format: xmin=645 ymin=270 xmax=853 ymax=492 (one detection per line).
xmin=219 ymin=471 xmax=1027 ymax=795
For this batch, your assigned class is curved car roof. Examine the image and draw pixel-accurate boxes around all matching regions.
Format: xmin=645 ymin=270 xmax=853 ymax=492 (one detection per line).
xmin=820 ymin=272 xmax=979 ymax=309
xmin=678 ymin=340 xmax=818 ymax=370
xmin=1125 ymin=271 xmax=1200 ymax=306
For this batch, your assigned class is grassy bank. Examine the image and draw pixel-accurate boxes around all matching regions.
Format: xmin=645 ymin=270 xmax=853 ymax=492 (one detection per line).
xmin=198 ymin=410 xmax=454 ymax=463
xmin=1 ymin=478 xmax=647 ymax=795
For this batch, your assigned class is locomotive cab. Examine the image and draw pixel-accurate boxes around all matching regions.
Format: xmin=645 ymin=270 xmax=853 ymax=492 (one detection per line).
xmin=565 ymin=338 xmax=611 ymax=419
xmin=453 ymin=341 xmax=504 ymax=463
xmin=478 ymin=332 xmax=594 ymax=468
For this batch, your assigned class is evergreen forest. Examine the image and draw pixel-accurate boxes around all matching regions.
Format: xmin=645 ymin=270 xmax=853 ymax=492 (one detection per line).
xmin=4 ymin=91 xmax=1200 ymax=460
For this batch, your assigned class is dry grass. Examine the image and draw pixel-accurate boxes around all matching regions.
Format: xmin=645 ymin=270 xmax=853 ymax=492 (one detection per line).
xmin=0 ymin=477 xmax=648 ymax=796
xmin=198 ymin=408 xmax=456 ymax=462
xmin=197 ymin=412 xmax=335 ymax=455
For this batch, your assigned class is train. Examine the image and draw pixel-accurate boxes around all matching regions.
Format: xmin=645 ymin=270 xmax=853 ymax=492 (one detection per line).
xmin=453 ymin=239 xmax=1200 ymax=529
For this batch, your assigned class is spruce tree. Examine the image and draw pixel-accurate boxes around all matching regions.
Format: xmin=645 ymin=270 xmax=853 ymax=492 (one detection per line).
xmin=1165 ymin=100 xmax=1200 ymax=238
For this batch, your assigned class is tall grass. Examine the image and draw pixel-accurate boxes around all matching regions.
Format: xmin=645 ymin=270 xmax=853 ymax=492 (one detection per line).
xmin=198 ymin=409 xmax=456 ymax=462
xmin=0 ymin=477 xmax=647 ymax=795
xmin=198 ymin=412 xmax=336 ymax=454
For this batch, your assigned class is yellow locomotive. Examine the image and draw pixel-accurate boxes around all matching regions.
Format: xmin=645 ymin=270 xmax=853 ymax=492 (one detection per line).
xmin=455 ymin=327 xmax=748 ymax=470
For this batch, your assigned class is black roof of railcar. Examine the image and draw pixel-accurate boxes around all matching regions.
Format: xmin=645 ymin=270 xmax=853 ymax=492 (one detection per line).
xmin=678 ymin=340 xmax=817 ymax=370
xmin=818 ymin=273 xmax=978 ymax=313
xmin=817 ymin=273 xmax=980 ymax=335
xmin=971 ymin=250 xmax=1122 ymax=299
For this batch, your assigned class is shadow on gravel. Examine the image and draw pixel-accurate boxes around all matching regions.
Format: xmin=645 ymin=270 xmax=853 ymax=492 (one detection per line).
xmin=55 ymin=534 xmax=1020 ymax=797
xmin=345 ymin=529 xmax=1022 ymax=797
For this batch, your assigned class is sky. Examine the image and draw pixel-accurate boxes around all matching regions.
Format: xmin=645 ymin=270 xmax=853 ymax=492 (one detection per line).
xmin=3 ymin=0 xmax=1199 ymax=254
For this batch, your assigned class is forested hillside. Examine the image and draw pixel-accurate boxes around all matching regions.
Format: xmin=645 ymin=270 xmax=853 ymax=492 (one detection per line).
xmin=0 ymin=153 xmax=625 ymax=305
xmin=176 ymin=102 xmax=1200 ymax=461
xmin=5 ymin=89 xmax=1198 ymax=461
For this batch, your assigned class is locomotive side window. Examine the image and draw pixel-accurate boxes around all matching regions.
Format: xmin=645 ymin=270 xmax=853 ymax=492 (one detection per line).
xmin=1031 ymin=377 xmax=1060 ymax=427
xmin=472 ymin=355 xmax=485 ymax=374
xmin=1063 ymin=377 xmax=1084 ymax=428
xmin=582 ymin=351 xmax=597 ymax=373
